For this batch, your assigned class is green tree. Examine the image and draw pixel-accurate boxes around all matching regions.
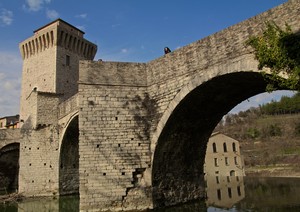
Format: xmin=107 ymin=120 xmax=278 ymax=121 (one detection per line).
xmin=246 ymin=127 xmax=260 ymax=139
xmin=246 ymin=22 xmax=300 ymax=91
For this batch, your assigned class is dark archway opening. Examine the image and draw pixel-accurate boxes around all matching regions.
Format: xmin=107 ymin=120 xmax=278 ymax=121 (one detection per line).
xmin=152 ymin=72 xmax=273 ymax=208
xmin=59 ymin=116 xmax=79 ymax=195
xmin=0 ymin=143 xmax=20 ymax=194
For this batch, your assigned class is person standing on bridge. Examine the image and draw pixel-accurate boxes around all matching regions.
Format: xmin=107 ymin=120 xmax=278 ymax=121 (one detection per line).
xmin=164 ymin=47 xmax=171 ymax=54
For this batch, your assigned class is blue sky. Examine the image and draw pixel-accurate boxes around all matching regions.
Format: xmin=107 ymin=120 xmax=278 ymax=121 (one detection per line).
xmin=0 ymin=0 xmax=294 ymax=117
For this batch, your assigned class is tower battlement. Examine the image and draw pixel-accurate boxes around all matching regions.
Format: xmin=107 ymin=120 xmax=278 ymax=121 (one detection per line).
xmin=19 ymin=19 xmax=97 ymax=60
xmin=19 ymin=19 xmax=97 ymax=126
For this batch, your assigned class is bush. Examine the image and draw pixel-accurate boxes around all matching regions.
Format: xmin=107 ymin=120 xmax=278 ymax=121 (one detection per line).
xmin=246 ymin=128 xmax=260 ymax=139
xmin=269 ymin=124 xmax=282 ymax=136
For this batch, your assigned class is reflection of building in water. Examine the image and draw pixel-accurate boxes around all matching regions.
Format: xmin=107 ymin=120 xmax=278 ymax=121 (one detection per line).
xmin=204 ymin=132 xmax=245 ymax=208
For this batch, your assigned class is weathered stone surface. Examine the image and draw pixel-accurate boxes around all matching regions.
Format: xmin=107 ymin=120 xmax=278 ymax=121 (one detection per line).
xmin=0 ymin=1 xmax=298 ymax=211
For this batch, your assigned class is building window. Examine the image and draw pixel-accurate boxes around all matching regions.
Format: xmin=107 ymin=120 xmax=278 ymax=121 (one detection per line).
xmin=225 ymin=157 xmax=229 ymax=166
xmin=232 ymin=142 xmax=236 ymax=152
xmin=217 ymin=189 xmax=222 ymax=200
xmin=228 ymin=187 xmax=232 ymax=198
xmin=213 ymin=142 xmax=217 ymax=153
xmin=234 ymin=156 xmax=238 ymax=165
xmin=214 ymin=158 xmax=218 ymax=167
xmin=223 ymin=142 xmax=227 ymax=152
xmin=66 ymin=55 xmax=70 ymax=66
xmin=216 ymin=176 xmax=219 ymax=184
xmin=237 ymin=186 xmax=241 ymax=196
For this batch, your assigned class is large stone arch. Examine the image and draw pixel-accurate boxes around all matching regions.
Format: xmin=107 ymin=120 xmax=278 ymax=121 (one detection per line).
xmin=59 ymin=115 xmax=79 ymax=195
xmin=0 ymin=142 xmax=20 ymax=193
xmin=150 ymin=71 xmax=286 ymax=207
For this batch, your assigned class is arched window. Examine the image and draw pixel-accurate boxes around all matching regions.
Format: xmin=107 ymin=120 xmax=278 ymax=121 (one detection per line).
xmin=232 ymin=142 xmax=236 ymax=152
xmin=223 ymin=142 xmax=227 ymax=152
xmin=212 ymin=142 xmax=217 ymax=153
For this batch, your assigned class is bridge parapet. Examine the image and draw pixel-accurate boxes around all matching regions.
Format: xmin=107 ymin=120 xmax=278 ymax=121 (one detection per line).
xmin=0 ymin=129 xmax=21 ymax=149
xmin=58 ymin=94 xmax=79 ymax=119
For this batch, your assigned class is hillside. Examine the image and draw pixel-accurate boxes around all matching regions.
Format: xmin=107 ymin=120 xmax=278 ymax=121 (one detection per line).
xmin=215 ymin=112 xmax=300 ymax=177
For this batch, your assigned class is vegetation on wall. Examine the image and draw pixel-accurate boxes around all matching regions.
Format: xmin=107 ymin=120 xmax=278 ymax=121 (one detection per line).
xmin=246 ymin=22 xmax=300 ymax=91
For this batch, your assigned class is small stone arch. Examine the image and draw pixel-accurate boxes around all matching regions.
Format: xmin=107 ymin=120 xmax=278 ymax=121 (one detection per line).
xmin=58 ymin=115 xmax=79 ymax=195
xmin=0 ymin=142 xmax=20 ymax=193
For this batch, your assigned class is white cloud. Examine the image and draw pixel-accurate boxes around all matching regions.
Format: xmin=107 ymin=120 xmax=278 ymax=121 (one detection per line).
xmin=121 ymin=48 xmax=128 ymax=53
xmin=76 ymin=13 xmax=87 ymax=19
xmin=24 ymin=0 xmax=51 ymax=12
xmin=0 ymin=52 xmax=22 ymax=117
xmin=0 ymin=9 xmax=13 ymax=26
xmin=46 ymin=9 xmax=59 ymax=20
xmin=0 ymin=53 xmax=22 ymax=67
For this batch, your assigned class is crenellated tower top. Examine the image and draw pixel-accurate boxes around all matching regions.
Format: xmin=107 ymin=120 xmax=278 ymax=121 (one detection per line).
xmin=19 ymin=19 xmax=97 ymax=126
xmin=19 ymin=19 xmax=97 ymax=60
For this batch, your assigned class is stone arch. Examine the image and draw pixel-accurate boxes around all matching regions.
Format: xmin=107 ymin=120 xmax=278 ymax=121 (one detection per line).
xmin=59 ymin=115 xmax=79 ymax=195
xmin=150 ymin=70 xmax=288 ymax=207
xmin=0 ymin=142 xmax=20 ymax=193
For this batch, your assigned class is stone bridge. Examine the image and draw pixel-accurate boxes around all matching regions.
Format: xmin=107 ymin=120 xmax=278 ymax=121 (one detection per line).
xmin=76 ymin=1 xmax=299 ymax=210
xmin=1 ymin=0 xmax=299 ymax=211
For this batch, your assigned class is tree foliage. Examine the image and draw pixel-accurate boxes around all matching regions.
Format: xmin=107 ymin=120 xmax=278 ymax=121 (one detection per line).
xmin=260 ymin=92 xmax=300 ymax=115
xmin=246 ymin=22 xmax=300 ymax=91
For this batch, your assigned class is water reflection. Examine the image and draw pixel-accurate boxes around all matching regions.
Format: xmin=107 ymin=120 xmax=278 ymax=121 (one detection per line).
xmin=235 ymin=177 xmax=300 ymax=211
xmin=1 ymin=177 xmax=300 ymax=211
xmin=0 ymin=195 xmax=79 ymax=212
xmin=205 ymin=175 xmax=245 ymax=209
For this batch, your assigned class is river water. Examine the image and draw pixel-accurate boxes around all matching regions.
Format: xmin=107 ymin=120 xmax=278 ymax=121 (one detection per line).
xmin=1 ymin=177 xmax=300 ymax=211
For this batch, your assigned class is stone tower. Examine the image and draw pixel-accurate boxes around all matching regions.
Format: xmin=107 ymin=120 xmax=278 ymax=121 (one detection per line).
xmin=19 ymin=19 xmax=97 ymax=127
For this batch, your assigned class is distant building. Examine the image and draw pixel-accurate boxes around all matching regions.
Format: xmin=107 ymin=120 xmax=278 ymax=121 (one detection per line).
xmin=204 ymin=132 xmax=245 ymax=177
xmin=0 ymin=115 xmax=20 ymax=129
xmin=204 ymin=132 xmax=245 ymax=209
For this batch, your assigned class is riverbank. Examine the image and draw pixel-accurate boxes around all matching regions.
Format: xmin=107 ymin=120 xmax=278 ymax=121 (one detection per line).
xmin=245 ymin=165 xmax=300 ymax=177
xmin=0 ymin=192 xmax=24 ymax=204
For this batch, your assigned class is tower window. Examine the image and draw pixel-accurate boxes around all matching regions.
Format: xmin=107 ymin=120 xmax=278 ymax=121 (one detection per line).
xmin=225 ymin=157 xmax=229 ymax=166
xmin=232 ymin=142 xmax=236 ymax=152
xmin=214 ymin=158 xmax=218 ymax=167
xmin=66 ymin=55 xmax=70 ymax=66
xmin=212 ymin=142 xmax=217 ymax=153
xmin=223 ymin=142 xmax=227 ymax=152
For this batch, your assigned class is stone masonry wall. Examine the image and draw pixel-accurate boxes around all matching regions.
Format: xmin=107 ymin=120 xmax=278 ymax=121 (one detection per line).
xmin=19 ymin=92 xmax=60 ymax=196
xmin=19 ymin=47 xmax=57 ymax=124
xmin=0 ymin=129 xmax=21 ymax=149
xmin=36 ymin=92 xmax=60 ymax=127
xmin=19 ymin=126 xmax=60 ymax=196
xmin=78 ymin=61 xmax=153 ymax=210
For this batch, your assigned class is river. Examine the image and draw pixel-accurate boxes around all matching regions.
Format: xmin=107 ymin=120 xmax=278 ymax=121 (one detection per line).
xmin=1 ymin=177 xmax=300 ymax=211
